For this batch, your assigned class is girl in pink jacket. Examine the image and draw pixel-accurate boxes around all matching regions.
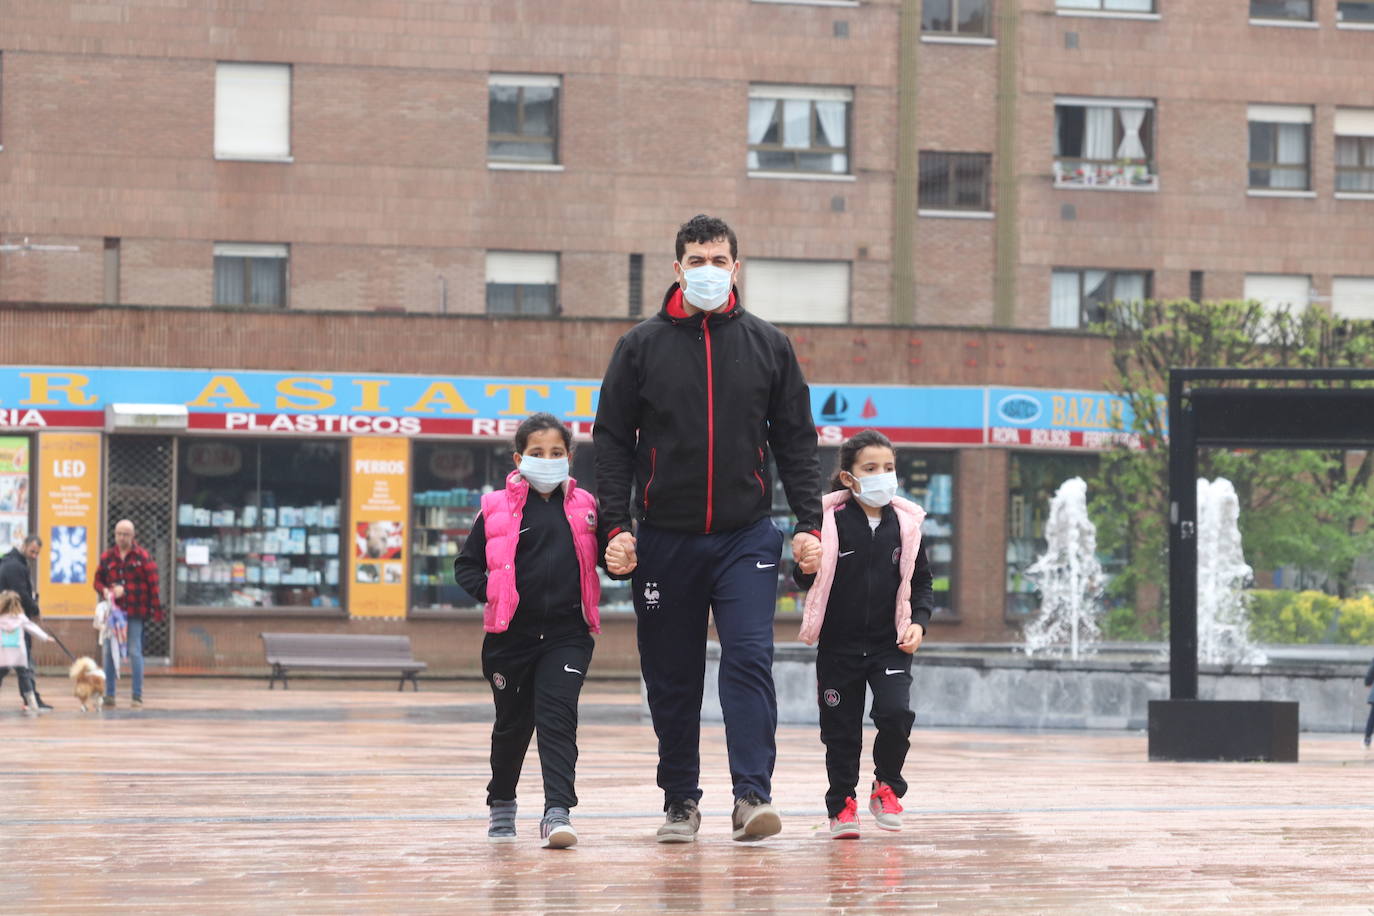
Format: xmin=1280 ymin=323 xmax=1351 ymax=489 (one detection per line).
xmin=793 ymin=429 xmax=933 ymax=839
xmin=453 ymin=413 xmax=610 ymax=849
xmin=0 ymin=589 xmax=54 ymax=715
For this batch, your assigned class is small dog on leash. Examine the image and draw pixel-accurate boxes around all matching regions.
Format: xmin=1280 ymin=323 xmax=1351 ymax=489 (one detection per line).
xmin=69 ymin=657 xmax=106 ymax=711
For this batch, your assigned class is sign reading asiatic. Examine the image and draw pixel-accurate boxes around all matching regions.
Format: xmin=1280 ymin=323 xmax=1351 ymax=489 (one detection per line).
xmin=0 ymin=367 xmax=1144 ymax=450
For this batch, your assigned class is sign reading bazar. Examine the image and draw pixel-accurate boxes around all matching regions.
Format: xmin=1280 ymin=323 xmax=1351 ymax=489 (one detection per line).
xmin=0 ymin=368 xmax=1144 ymax=451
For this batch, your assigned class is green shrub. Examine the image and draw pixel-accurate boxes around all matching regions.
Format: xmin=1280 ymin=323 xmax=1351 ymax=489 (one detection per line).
xmin=1246 ymin=589 xmax=1340 ymax=644
xmin=1335 ymin=595 xmax=1374 ymax=645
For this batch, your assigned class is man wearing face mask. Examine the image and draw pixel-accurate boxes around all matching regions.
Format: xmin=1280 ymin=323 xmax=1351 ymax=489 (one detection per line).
xmin=594 ymin=214 xmax=823 ymax=843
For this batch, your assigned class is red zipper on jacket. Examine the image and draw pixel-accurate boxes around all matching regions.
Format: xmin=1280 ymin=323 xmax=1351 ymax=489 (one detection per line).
xmin=644 ymin=447 xmax=657 ymax=511
xmin=703 ymin=314 xmax=715 ymax=533
xmin=754 ymin=447 xmax=766 ymax=496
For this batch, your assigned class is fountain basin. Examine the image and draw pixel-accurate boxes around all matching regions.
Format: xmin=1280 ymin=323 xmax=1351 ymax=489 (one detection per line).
xmin=640 ymin=642 xmax=1372 ymax=734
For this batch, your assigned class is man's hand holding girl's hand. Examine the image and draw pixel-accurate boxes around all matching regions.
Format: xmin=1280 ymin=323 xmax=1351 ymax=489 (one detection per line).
xmin=605 ymin=532 xmax=638 ymax=575
xmin=792 ymin=532 xmax=821 ymax=574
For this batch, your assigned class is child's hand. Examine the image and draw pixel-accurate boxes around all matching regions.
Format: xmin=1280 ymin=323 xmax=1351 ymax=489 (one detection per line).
xmin=792 ymin=532 xmax=821 ymax=574
xmin=605 ymin=532 xmax=638 ymax=575
xmin=897 ymin=623 xmax=924 ymax=654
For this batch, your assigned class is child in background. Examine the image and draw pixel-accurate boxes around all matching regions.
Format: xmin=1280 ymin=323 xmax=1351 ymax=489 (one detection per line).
xmin=0 ymin=589 xmax=55 ymax=715
xmin=794 ymin=429 xmax=933 ymax=839
xmin=453 ymin=412 xmax=608 ymax=848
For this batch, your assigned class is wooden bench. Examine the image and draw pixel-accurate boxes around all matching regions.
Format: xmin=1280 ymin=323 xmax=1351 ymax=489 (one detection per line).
xmin=260 ymin=633 xmax=426 ymax=691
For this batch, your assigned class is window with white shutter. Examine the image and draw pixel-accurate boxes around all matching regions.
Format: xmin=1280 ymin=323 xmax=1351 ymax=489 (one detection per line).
xmin=215 ymin=63 xmax=292 ymax=160
xmin=745 ymin=259 xmax=850 ymax=323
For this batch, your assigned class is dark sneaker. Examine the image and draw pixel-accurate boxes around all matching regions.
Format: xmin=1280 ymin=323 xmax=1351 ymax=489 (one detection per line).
xmin=829 ymin=796 xmax=860 ymax=840
xmin=104 ymin=696 xmax=116 ymax=708
xmin=731 ymin=792 xmax=781 ymax=842
xmin=656 ymin=798 xmax=701 ymax=844
xmin=487 ymin=800 xmax=517 ymax=842
xmin=131 ymin=698 xmax=143 ymax=709
xmin=869 ymin=780 xmax=903 ymax=831
xmin=540 ymin=808 xmax=577 ymax=849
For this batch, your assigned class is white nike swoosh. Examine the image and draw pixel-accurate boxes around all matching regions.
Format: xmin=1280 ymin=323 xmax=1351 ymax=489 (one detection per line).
xmin=563 ymin=665 xmax=583 ymax=675
xmin=885 ymin=668 xmax=903 ymax=675
xmin=519 ymin=527 xmax=530 ymax=534
xmin=839 ymin=550 xmax=856 ymax=558
xmin=756 ymin=562 xmax=776 ymax=569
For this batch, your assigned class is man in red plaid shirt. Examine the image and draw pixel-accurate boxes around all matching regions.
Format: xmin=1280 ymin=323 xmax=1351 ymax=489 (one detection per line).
xmin=93 ymin=519 xmax=162 ymax=708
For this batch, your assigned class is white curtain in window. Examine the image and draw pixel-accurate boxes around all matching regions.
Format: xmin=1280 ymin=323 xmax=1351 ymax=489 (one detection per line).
xmin=1084 ymin=107 xmax=1114 ymax=161
xmin=746 ymin=259 xmax=849 ymax=323
xmin=747 ymin=99 xmax=776 ymax=169
xmin=1336 ymin=137 xmax=1361 ymax=167
xmin=1116 ymin=109 xmax=1147 ymax=161
xmin=215 ymin=63 xmax=291 ymax=159
xmin=782 ymin=99 xmax=810 ymax=149
xmin=1050 ymin=271 xmax=1081 ymax=328
xmin=1113 ymin=272 xmax=1146 ymax=304
xmin=1273 ymin=123 xmax=1308 ymax=188
xmin=814 ymin=100 xmax=847 ymax=172
xmin=214 ymin=257 xmax=244 ymax=305
xmin=1333 ymin=278 xmax=1374 ymax=320
xmin=1106 ymin=0 xmax=1153 ymax=10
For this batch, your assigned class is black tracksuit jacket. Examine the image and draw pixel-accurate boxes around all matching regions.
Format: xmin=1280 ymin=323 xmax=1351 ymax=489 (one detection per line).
xmin=793 ymin=500 xmax=935 ymax=655
xmin=593 ymin=283 xmax=822 ymax=539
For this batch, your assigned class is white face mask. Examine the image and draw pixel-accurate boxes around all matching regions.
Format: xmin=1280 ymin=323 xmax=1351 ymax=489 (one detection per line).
xmin=851 ymin=471 xmax=898 ymax=508
xmin=681 ymin=264 xmax=733 ymax=311
xmin=518 ymin=455 xmax=569 ymax=494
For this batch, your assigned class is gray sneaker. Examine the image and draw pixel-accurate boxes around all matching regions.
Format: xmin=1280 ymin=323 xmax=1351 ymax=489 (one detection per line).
xmin=869 ymin=780 xmax=904 ymax=831
xmin=488 ymin=800 xmax=517 ymax=842
xmin=731 ymin=792 xmax=781 ymax=842
xmin=656 ymin=798 xmax=701 ymax=844
xmin=540 ymin=807 xmax=577 ymax=849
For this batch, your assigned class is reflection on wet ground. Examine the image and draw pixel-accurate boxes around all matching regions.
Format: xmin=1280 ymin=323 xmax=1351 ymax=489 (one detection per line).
xmin=5 ymin=676 xmax=1373 ymax=912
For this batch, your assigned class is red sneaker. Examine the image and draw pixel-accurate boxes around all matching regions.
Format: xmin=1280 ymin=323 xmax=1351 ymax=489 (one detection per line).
xmin=869 ymin=780 xmax=903 ymax=831
xmin=829 ymin=796 xmax=860 ymax=839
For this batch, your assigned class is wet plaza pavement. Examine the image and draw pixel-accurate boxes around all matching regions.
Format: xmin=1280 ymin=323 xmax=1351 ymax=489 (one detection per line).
xmin=3 ymin=675 xmax=1373 ymax=913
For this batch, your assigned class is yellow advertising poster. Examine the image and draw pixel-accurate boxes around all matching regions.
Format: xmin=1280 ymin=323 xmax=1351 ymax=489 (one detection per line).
xmin=0 ymin=436 xmax=31 ymax=551
xmin=36 ymin=432 xmax=102 ymax=618
xmin=348 ymin=436 xmax=410 ymax=617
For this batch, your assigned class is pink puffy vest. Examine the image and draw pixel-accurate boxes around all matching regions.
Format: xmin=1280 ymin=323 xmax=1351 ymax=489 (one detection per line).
xmin=798 ymin=489 xmax=925 ymax=646
xmin=480 ymin=469 xmax=602 ymax=635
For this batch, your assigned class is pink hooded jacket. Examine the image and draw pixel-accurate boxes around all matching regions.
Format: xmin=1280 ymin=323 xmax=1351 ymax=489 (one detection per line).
xmin=797 ymin=489 xmax=925 ymax=646
xmin=480 ymin=469 xmax=602 ymax=635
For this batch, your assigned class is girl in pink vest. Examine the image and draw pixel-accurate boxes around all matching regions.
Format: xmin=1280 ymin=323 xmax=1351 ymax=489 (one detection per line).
xmin=793 ymin=429 xmax=933 ymax=840
xmin=453 ymin=412 xmax=607 ymax=849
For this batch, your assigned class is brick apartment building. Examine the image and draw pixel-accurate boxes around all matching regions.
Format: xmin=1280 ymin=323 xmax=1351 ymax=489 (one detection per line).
xmin=0 ymin=0 xmax=1371 ymax=672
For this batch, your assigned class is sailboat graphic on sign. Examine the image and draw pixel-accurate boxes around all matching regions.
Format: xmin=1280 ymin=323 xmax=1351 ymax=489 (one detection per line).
xmin=861 ymin=397 xmax=878 ymax=419
xmin=819 ymin=391 xmax=848 ymax=423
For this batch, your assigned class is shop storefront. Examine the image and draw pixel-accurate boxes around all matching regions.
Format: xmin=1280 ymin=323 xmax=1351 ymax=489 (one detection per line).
xmin=0 ymin=367 xmax=1139 ymax=669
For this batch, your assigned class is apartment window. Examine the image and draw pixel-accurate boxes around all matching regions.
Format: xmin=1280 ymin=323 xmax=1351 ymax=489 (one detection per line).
xmin=1189 ymin=270 xmax=1204 ymax=303
xmin=922 ymin=0 xmax=990 ymax=35
xmin=1056 ymin=0 xmax=1154 ymax=11
xmin=1053 ymin=98 xmax=1156 ymax=189
xmin=1244 ymin=274 xmax=1310 ymax=319
xmin=1335 ymin=109 xmax=1374 ymax=193
xmin=1338 ymin=0 xmax=1374 ymax=21
xmin=1250 ymin=0 xmax=1313 ymax=20
xmin=919 ymin=151 xmax=991 ymax=211
xmin=488 ymin=74 xmax=559 ymax=164
xmin=745 ymin=259 xmax=850 ymax=323
xmin=1248 ymin=105 xmax=1311 ymax=190
xmin=748 ymin=85 xmax=852 ymax=175
xmin=486 ymin=251 xmax=558 ymax=316
xmin=214 ymin=63 xmax=291 ymax=160
xmin=1050 ymin=269 xmax=1149 ymax=328
xmin=1334 ymin=278 xmax=1374 ymax=320
xmin=214 ymin=243 xmax=288 ymax=308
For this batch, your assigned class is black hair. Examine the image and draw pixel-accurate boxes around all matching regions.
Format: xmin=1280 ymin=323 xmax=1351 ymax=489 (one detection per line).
xmin=514 ymin=411 xmax=572 ymax=454
xmin=22 ymin=534 xmax=41 ymax=548
xmin=675 ymin=214 xmax=738 ymax=262
xmin=829 ymin=428 xmax=895 ymax=492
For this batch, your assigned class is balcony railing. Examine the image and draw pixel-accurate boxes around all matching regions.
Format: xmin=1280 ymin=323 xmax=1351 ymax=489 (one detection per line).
xmin=1053 ymin=159 xmax=1159 ymax=190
